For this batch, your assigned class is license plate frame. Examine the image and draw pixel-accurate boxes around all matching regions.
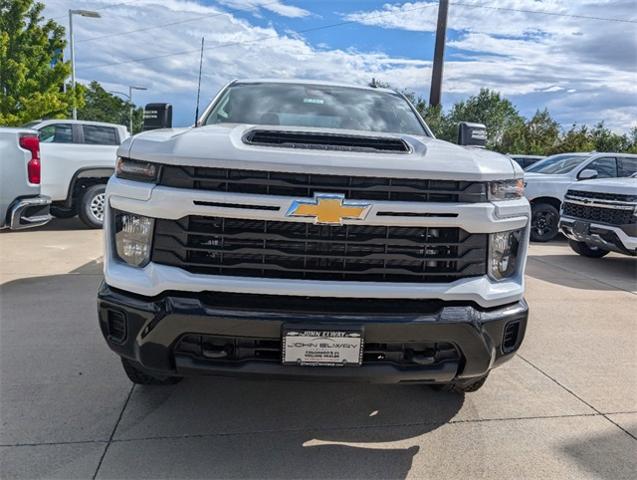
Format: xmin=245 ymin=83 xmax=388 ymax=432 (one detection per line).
xmin=282 ymin=327 xmax=363 ymax=367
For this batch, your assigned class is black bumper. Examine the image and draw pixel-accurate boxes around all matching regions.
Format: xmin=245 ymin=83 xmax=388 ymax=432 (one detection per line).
xmin=559 ymin=218 xmax=636 ymax=256
xmin=98 ymin=283 xmax=528 ymax=384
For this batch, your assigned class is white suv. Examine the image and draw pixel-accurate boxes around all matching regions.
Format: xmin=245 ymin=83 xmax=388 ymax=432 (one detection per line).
xmin=524 ymin=153 xmax=637 ymax=241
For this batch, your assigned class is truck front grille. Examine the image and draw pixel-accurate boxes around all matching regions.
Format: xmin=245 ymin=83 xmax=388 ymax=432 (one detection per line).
xmin=562 ymin=201 xmax=635 ymax=225
xmin=158 ymin=166 xmax=487 ymax=203
xmin=566 ymin=189 xmax=637 ymax=203
xmin=151 ymin=216 xmax=488 ymax=282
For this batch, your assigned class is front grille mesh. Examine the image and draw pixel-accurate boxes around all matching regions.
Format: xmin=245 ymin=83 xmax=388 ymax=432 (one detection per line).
xmin=563 ymin=202 xmax=634 ymax=225
xmin=151 ymin=216 xmax=488 ymax=282
xmin=566 ymin=189 xmax=637 ymax=203
xmin=158 ymin=166 xmax=487 ymax=203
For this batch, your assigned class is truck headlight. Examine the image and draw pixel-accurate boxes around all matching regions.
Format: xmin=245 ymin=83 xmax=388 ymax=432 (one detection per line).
xmin=489 ymin=229 xmax=523 ymax=280
xmin=116 ymin=157 xmax=159 ymax=182
xmin=113 ymin=210 xmax=154 ymax=267
xmin=488 ymin=179 xmax=524 ymax=201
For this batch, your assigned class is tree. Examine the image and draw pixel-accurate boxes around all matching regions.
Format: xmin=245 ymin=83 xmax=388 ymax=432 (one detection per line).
xmin=368 ymin=79 xmax=637 ymax=155
xmin=550 ymin=124 xmax=595 ymax=154
xmin=77 ymin=81 xmax=143 ymax=133
xmin=626 ymin=127 xmax=637 ymax=154
xmin=590 ymin=122 xmax=631 ymax=152
xmin=445 ymin=89 xmax=523 ymax=150
xmin=394 ymin=88 xmax=454 ymax=140
xmin=500 ymin=109 xmax=560 ymax=154
xmin=0 ymin=0 xmax=81 ymax=125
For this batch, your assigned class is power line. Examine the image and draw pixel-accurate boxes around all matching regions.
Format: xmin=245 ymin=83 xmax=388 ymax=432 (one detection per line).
xmin=82 ymin=2 xmax=440 ymax=71
xmin=452 ymin=1 xmax=637 ymax=24
xmin=75 ymin=0 xmax=284 ymax=44
xmin=80 ymin=0 xmax=637 ymax=72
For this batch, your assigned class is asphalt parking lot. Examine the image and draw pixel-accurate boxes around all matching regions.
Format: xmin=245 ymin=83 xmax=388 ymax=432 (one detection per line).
xmin=1 ymin=219 xmax=636 ymax=479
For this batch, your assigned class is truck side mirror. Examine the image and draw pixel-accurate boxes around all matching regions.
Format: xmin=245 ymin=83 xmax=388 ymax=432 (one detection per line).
xmin=458 ymin=122 xmax=487 ymax=147
xmin=143 ymin=103 xmax=173 ymax=131
xmin=578 ymin=169 xmax=598 ymax=180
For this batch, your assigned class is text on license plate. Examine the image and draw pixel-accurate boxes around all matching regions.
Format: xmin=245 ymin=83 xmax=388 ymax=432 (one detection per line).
xmin=283 ymin=329 xmax=362 ymax=366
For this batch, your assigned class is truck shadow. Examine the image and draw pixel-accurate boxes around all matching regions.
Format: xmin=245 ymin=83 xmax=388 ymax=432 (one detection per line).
xmin=118 ymin=377 xmax=464 ymax=479
xmin=561 ymin=428 xmax=637 ymax=480
xmin=526 ymin=253 xmax=637 ymax=292
xmin=38 ymin=217 xmax=90 ymax=231
xmin=1 ymin=266 xmax=464 ymax=479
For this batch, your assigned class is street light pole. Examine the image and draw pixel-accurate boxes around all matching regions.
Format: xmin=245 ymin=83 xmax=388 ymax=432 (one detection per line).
xmin=429 ymin=0 xmax=449 ymax=107
xmin=128 ymin=86 xmax=148 ymax=134
xmin=68 ymin=10 xmax=101 ymax=120
xmin=69 ymin=11 xmax=76 ymax=119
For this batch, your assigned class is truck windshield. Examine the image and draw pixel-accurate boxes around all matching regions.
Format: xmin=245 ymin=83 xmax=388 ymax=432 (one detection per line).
xmin=525 ymin=154 xmax=590 ymax=174
xmin=203 ymin=83 xmax=429 ymax=136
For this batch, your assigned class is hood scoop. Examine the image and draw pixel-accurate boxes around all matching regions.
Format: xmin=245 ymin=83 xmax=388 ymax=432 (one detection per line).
xmin=243 ymin=129 xmax=410 ymax=153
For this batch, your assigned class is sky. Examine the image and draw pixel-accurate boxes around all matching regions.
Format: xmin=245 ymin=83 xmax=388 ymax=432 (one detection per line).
xmin=43 ymin=0 xmax=637 ymax=131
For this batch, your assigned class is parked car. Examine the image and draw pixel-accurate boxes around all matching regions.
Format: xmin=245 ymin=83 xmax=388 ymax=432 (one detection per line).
xmin=560 ymin=176 xmax=636 ymax=257
xmin=524 ymin=152 xmax=637 ymax=241
xmin=23 ymin=119 xmax=129 ymax=228
xmin=508 ymin=154 xmax=545 ymax=170
xmin=98 ymin=79 xmax=530 ymax=393
xmin=0 ymin=128 xmax=51 ymax=230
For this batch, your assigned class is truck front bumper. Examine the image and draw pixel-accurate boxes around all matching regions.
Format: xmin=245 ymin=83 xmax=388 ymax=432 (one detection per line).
xmin=559 ymin=217 xmax=637 ymax=256
xmin=7 ymin=195 xmax=51 ymax=230
xmin=98 ymin=283 xmax=528 ymax=384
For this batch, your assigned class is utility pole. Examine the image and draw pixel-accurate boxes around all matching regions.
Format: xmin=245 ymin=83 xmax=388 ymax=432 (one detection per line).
xmin=429 ymin=0 xmax=449 ymax=107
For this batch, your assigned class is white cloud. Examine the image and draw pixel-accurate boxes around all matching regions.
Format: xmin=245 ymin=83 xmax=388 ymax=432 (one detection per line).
xmin=42 ymin=0 xmax=636 ymax=132
xmin=344 ymin=0 xmax=637 ymax=132
xmin=216 ymin=0 xmax=310 ymax=18
xmin=45 ymin=0 xmax=419 ymax=124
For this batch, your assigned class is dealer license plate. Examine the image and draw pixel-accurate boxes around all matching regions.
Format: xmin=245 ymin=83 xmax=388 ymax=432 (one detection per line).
xmin=282 ymin=329 xmax=363 ymax=367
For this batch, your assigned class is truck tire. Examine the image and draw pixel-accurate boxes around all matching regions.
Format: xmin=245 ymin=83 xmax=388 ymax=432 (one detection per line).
xmin=78 ymin=184 xmax=106 ymax=229
xmin=50 ymin=205 xmax=78 ymax=219
xmin=568 ymin=240 xmax=609 ymax=258
xmin=530 ymin=203 xmax=559 ymax=242
xmin=432 ymin=374 xmax=489 ymax=393
xmin=121 ymin=358 xmax=183 ymax=386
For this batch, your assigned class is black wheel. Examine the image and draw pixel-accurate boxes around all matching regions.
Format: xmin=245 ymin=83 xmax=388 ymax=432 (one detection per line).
xmin=431 ymin=374 xmax=489 ymax=393
xmin=50 ymin=205 xmax=78 ymax=219
xmin=78 ymin=184 xmax=106 ymax=229
xmin=568 ymin=240 xmax=609 ymax=258
xmin=530 ymin=203 xmax=560 ymax=242
xmin=121 ymin=358 xmax=183 ymax=386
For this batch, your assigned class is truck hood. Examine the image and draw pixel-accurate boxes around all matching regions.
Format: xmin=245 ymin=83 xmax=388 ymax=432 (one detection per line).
xmin=572 ymin=177 xmax=637 ymax=196
xmin=120 ymin=124 xmax=518 ymax=181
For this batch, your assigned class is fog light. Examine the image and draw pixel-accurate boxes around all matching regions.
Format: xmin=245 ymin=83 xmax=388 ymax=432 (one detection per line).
xmin=489 ymin=229 xmax=523 ymax=280
xmin=114 ymin=210 xmax=154 ymax=267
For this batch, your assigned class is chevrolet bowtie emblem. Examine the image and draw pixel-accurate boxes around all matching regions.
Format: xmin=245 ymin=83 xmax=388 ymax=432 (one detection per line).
xmin=286 ymin=193 xmax=371 ymax=225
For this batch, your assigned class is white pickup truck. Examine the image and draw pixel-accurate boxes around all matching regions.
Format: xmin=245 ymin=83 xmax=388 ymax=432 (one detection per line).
xmin=560 ymin=176 xmax=637 ymax=257
xmin=0 ymin=128 xmax=51 ymax=230
xmin=524 ymin=152 xmax=637 ymax=241
xmin=98 ymin=79 xmax=530 ymax=392
xmin=23 ymin=119 xmax=129 ymax=228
